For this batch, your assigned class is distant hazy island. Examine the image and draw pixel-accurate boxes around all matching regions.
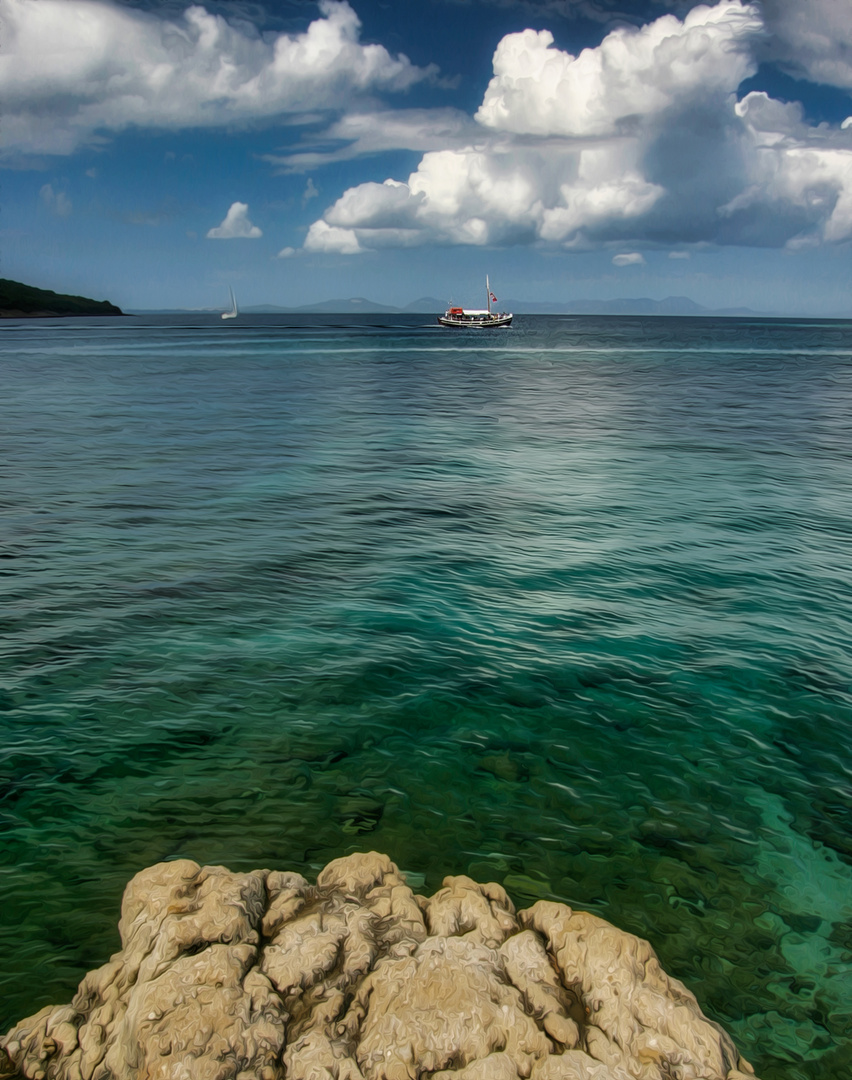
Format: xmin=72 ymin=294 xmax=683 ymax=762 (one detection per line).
xmin=133 ymin=295 xmax=763 ymax=317
xmin=263 ymin=295 xmax=759 ymax=317
xmin=0 ymin=278 xmax=123 ymax=318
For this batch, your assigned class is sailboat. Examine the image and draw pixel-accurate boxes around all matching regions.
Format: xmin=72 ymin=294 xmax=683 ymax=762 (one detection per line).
xmin=221 ymin=287 xmax=238 ymax=320
xmin=438 ymin=275 xmax=512 ymax=328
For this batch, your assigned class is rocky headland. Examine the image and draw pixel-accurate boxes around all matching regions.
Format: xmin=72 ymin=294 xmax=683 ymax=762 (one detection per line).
xmin=0 ymin=852 xmax=757 ymax=1080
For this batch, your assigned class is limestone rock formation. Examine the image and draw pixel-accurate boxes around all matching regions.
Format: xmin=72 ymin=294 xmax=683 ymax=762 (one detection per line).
xmin=1 ymin=853 xmax=757 ymax=1080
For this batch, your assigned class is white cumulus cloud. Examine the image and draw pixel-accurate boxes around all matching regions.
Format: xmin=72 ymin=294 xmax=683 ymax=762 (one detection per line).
xmin=207 ymin=202 xmax=262 ymax=239
xmin=0 ymin=0 xmax=437 ymax=156
xmin=720 ymin=91 xmax=852 ymax=245
xmin=475 ymin=1 xmax=762 ymax=137
xmin=304 ymin=0 xmax=852 ymax=254
xmin=304 ymin=219 xmax=363 ymax=253
xmin=612 ymin=252 xmax=645 ymax=266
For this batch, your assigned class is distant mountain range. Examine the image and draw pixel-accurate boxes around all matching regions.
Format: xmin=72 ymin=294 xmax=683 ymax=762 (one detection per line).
xmin=135 ymin=295 xmax=762 ymax=317
xmin=506 ymin=296 xmax=761 ymax=317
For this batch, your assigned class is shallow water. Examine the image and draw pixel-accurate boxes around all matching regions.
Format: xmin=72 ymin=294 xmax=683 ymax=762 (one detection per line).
xmin=1 ymin=313 xmax=851 ymax=1078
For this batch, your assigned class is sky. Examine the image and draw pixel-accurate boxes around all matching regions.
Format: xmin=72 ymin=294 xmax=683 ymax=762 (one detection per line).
xmin=2 ymin=0 xmax=852 ymax=314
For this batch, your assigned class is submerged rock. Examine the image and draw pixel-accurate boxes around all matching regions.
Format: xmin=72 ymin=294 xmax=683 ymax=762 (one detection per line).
xmin=0 ymin=852 xmax=757 ymax=1080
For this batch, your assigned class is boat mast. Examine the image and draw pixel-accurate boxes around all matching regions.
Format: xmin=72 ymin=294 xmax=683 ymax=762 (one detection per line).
xmin=486 ymin=275 xmax=491 ymax=315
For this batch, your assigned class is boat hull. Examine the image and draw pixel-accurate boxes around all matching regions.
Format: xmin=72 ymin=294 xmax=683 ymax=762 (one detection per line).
xmin=437 ymin=313 xmax=512 ymax=328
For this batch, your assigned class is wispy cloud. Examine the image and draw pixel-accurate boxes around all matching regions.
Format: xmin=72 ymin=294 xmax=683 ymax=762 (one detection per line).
xmin=441 ymin=0 xmax=683 ymax=26
xmin=302 ymin=178 xmax=319 ymax=207
xmin=761 ymin=0 xmax=852 ymax=88
xmin=39 ymin=182 xmax=71 ymax=216
xmin=612 ymin=253 xmax=645 ymax=266
xmin=261 ymin=107 xmax=481 ymax=173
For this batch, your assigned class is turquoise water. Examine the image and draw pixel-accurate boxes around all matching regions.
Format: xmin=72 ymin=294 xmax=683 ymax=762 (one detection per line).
xmin=2 ymin=313 xmax=851 ymax=1077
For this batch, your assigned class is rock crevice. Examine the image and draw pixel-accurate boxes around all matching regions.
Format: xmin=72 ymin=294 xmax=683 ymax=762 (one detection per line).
xmin=1 ymin=852 xmax=757 ymax=1080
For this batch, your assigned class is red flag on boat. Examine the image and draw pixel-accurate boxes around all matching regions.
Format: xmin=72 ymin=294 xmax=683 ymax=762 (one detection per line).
xmin=490 ymin=292 xmax=497 ymax=303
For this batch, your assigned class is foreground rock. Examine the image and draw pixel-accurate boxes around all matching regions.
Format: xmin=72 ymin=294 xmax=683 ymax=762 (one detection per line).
xmin=1 ymin=853 xmax=756 ymax=1080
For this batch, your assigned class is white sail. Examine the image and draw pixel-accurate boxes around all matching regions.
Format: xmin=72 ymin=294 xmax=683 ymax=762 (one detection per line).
xmin=222 ymin=287 xmax=238 ymax=320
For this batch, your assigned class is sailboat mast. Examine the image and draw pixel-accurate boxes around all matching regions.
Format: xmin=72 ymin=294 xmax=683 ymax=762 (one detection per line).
xmin=486 ymin=275 xmax=491 ymax=315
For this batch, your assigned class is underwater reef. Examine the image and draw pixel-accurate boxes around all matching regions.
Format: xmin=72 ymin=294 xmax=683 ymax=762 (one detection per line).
xmin=0 ymin=852 xmax=757 ymax=1080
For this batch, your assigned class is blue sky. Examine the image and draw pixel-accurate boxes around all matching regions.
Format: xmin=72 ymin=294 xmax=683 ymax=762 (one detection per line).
xmin=2 ymin=0 xmax=852 ymax=313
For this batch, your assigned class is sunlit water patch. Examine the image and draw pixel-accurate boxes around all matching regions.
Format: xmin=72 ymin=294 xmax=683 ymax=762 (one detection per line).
xmin=1 ymin=313 xmax=851 ymax=1078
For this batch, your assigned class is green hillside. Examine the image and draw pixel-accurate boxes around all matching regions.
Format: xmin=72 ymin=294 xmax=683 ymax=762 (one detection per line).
xmin=0 ymin=278 xmax=123 ymax=317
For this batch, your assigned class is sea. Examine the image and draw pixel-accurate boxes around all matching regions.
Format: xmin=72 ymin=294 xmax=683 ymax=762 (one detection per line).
xmin=2 ymin=313 xmax=851 ymax=1079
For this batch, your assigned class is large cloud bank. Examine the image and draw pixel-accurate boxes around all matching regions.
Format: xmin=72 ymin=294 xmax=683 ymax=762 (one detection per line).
xmin=305 ymin=0 xmax=852 ymax=253
xmin=0 ymin=0 xmax=434 ymax=155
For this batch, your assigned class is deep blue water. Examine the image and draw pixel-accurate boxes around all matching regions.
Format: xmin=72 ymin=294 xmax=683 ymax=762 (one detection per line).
xmin=2 ymin=313 xmax=851 ymax=1078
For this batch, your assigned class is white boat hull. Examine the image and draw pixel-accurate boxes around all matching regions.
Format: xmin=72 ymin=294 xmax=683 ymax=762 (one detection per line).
xmin=437 ymin=313 xmax=512 ymax=328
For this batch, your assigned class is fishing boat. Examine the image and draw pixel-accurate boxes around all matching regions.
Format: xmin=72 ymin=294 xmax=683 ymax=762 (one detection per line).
xmin=221 ymin=287 xmax=238 ymax=320
xmin=438 ymin=276 xmax=512 ymax=328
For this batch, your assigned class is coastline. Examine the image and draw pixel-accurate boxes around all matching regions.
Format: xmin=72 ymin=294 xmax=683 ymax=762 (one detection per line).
xmin=0 ymin=278 xmax=123 ymax=319
xmin=0 ymin=310 xmax=129 ymax=319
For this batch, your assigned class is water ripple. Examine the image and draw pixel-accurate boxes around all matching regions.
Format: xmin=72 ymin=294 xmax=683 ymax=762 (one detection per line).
xmin=1 ymin=313 xmax=851 ymax=1078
